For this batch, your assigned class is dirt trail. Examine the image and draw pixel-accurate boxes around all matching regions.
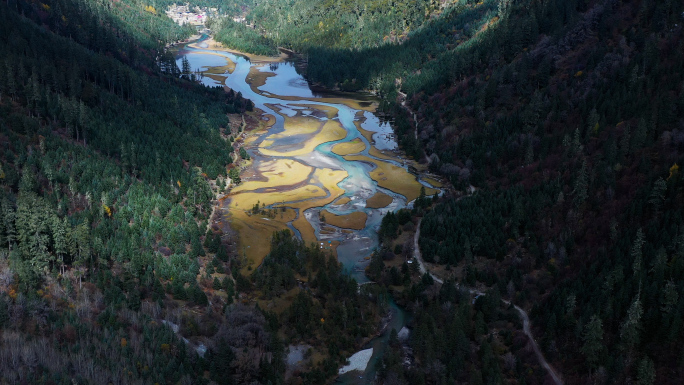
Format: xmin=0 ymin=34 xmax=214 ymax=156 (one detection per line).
xmin=397 ymin=91 xmax=418 ymax=141
xmin=412 ymin=220 xmax=564 ymax=385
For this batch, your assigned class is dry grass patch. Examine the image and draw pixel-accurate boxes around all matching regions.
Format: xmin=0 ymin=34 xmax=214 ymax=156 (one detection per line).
xmin=267 ymin=111 xmax=323 ymax=136
xmin=260 ymin=119 xmax=347 ymax=157
xmin=203 ymin=73 xmax=227 ymax=85
xmin=256 ymin=113 xmax=277 ymax=130
xmin=247 ymin=66 xmax=276 ymax=92
xmin=368 ymin=145 xmax=401 ymax=162
xmin=422 ymin=176 xmax=443 ymax=188
xmin=228 ymin=167 xmax=348 ymax=266
xmin=287 ymin=169 xmax=348 ymax=244
xmin=204 ymin=59 xmax=236 ymax=74
xmin=366 ymin=191 xmax=393 ymax=209
xmin=331 ymin=138 xmax=366 ymax=156
xmin=231 ymin=159 xmax=313 ymax=193
xmin=243 ymin=135 xmax=260 ymax=146
xmin=257 ymin=94 xmax=377 ymax=112
xmin=229 ymin=184 xmax=327 ymax=211
xmin=320 ymin=210 xmax=367 ymax=230
xmin=227 ymin=208 xmax=297 ymax=271
xmin=334 ymin=196 xmax=351 ymax=205
xmin=290 ymin=103 xmax=339 ymax=119
xmin=354 ymin=121 xmax=374 ymax=143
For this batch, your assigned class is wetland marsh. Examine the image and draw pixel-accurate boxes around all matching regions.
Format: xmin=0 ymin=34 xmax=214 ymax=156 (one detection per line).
xmin=176 ymin=37 xmax=440 ymax=283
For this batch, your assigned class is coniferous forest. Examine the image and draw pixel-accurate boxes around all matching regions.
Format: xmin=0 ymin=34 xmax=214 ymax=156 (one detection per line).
xmin=1 ymin=0 xmax=684 ymax=384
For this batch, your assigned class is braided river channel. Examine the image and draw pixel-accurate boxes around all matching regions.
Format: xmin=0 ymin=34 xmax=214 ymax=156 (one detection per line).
xmin=176 ymin=37 xmax=442 ymax=383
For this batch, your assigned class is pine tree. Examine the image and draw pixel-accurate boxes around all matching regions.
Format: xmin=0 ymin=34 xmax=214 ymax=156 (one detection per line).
xmin=632 ymin=118 xmax=648 ymax=150
xmin=1 ymin=197 xmax=16 ymax=250
xmin=52 ymin=216 xmax=68 ymax=274
xmin=73 ymin=222 xmax=91 ymax=288
xmin=181 ymin=56 xmax=191 ymax=77
xmin=368 ymin=251 xmax=384 ymax=280
xmin=173 ymin=278 xmax=187 ymax=300
xmin=650 ymin=247 xmax=667 ymax=283
xmin=229 ymin=167 xmax=241 ymax=185
xmin=120 ymin=143 xmax=129 ymax=173
xmin=660 ymin=280 xmax=678 ymax=315
xmin=0 ymin=297 xmax=8 ymax=328
xmin=620 ymin=125 xmax=631 ymax=157
xmin=572 ymin=127 xmax=583 ymax=155
xmin=648 ymin=177 xmax=667 ymax=213
xmin=572 ymin=159 xmax=588 ymax=207
xmin=18 ymin=168 xmax=37 ymax=194
xmin=16 ymin=194 xmax=54 ymax=275
xmin=130 ymin=142 xmax=137 ymax=176
xmin=620 ymin=294 xmax=643 ymax=350
xmin=525 ymin=140 xmax=534 ymax=165
xmin=581 ymin=315 xmax=603 ymax=370
xmin=464 ymin=237 xmax=473 ymax=263
xmin=631 ymin=228 xmax=645 ymax=277
xmin=586 ymin=108 xmax=599 ymax=139
xmin=637 ymin=357 xmax=656 ymax=385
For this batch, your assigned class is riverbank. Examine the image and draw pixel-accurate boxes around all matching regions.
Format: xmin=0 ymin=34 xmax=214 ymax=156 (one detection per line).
xmin=176 ymin=39 xmax=440 ymax=273
xmin=189 ymin=36 xmax=289 ymax=63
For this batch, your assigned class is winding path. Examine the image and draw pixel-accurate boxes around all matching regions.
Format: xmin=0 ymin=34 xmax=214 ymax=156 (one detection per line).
xmin=412 ymin=221 xmax=564 ymax=385
xmin=397 ymin=90 xmax=418 ymax=141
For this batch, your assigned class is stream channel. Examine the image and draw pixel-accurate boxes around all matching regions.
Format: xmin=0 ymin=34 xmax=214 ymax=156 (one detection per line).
xmin=176 ymin=37 xmax=439 ymax=384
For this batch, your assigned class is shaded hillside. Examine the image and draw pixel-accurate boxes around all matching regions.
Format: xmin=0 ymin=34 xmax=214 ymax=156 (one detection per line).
xmin=0 ymin=0 xmax=279 ymax=383
xmin=360 ymin=0 xmax=684 ymax=383
xmin=10 ymin=0 xmax=195 ymax=68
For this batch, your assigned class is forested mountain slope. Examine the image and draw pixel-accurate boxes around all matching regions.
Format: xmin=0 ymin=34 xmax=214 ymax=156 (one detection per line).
xmin=363 ymin=0 xmax=684 ymax=383
xmin=209 ymin=0 xmax=447 ymax=57
xmin=221 ymin=0 xmax=684 ymax=383
xmin=0 ymin=0 xmax=277 ymax=383
xmin=2 ymin=0 xmax=683 ymax=383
